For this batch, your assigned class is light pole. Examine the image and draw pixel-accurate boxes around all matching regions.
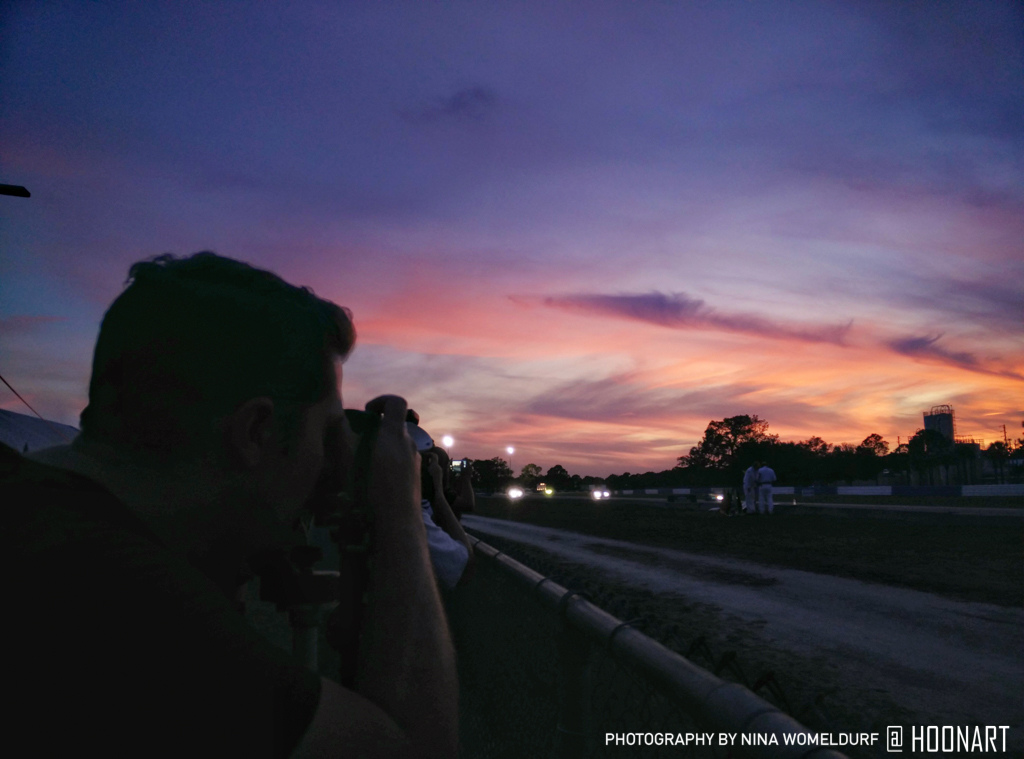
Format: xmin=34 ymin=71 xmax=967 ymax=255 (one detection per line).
xmin=442 ymin=435 xmax=454 ymax=457
xmin=506 ymin=446 xmax=515 ymax=478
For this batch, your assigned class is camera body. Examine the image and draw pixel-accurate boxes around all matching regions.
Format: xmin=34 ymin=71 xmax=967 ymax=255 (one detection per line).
xmin=308 ymin=409 xmax=433 ymax=526
xmin=324 ymin=407 xmax=434 ymax=685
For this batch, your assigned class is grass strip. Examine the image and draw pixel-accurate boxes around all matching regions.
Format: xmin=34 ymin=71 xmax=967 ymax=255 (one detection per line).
xmin=472 ymin=496 xmax=1024 ymax=607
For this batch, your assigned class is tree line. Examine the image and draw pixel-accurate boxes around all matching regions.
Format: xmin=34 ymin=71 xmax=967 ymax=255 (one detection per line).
xmin=467 ymin=414 xmax=1024 ymax=492
xmin=468 ymin=458 xmax=608 ymax=494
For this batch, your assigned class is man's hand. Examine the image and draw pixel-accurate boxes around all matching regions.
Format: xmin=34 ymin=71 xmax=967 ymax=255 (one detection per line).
xmin=295 ymin=394 xmax=458 ymax=758
xmin=351 ymin=394 xmax=457 ymax=758
xmin=363 ymin=395 xmax=421 ymax=516
xmin=424 ymin=452 xmax=444 ymax=491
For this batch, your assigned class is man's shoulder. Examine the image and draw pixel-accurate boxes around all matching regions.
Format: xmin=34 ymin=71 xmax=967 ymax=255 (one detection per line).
xmin=2 ymin=442 xmax=161 ymax=554
xmin=6 ymin=440 xmax=322 ymax=756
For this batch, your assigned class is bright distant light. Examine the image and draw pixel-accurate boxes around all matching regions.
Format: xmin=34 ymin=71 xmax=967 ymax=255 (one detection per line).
xmin=591 ymin=491 xmax=603 ymax=500
xmin=506 ymin=446 xmax=514 ymax=455
xmin=442 ymin=435 xmax=454 ymax=448
xmin=508 ymin=487 xmax=524 ymax=499
xmin=544 ymin=487 xmax=554 ymax=495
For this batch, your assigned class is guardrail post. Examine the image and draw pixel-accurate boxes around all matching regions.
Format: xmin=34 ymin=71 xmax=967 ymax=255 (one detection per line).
xmin=554 ymin=612 xmax=592 ymax=759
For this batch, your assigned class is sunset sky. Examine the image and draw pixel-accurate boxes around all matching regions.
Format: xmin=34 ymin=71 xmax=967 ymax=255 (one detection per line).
xmin=2 ymin=1 xmax=1021 ymax=476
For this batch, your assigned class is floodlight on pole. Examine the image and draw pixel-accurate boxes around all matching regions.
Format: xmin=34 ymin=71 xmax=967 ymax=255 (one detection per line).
xmin=442 ymin=435 xmax=454 ymax=455
xmin=506 ymin=446 xmax=514 ymax=475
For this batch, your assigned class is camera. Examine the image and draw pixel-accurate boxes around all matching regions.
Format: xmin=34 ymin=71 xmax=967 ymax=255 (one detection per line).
xmin=450 ymin=458 xmax=468 ymax=474
xmin=323 ymin=407 xmax=434 ymax=685
xmin=308 ymin=408 xmax=433 ymax=527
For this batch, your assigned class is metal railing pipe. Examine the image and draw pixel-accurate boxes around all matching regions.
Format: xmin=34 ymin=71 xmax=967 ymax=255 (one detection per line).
xmin=467 ymin=535 xmax=849 ymax=759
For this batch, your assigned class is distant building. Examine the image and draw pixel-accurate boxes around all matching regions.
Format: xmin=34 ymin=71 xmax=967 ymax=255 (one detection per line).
xmin=923 ymin=404 xmax=956 ymax=442
xmin=0 ymin=408 xmax=79 ymax=453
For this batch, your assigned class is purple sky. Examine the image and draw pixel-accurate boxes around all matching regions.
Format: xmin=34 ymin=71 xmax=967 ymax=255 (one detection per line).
xmin=2 ymin=1 xmax=1022 ymax=476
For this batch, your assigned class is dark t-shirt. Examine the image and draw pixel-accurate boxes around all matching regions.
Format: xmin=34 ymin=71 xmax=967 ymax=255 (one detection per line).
xmin=2 ymin=443 xmax=320 ymax=758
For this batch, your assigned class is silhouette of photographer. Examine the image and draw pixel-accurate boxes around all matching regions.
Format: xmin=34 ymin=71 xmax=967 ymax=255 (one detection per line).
xmin=4 ymin=252 xmax=458 ymax=758
xmin=420 ymin=443 xmax=476 ymax=588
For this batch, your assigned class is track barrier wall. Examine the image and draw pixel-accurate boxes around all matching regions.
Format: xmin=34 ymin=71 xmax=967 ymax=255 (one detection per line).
xmin=616 ymin=484 xmax=1024 ymax=498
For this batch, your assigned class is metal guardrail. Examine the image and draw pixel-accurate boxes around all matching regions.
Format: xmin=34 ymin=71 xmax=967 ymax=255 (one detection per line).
xmin=460 ymin=535 xmax=849 ymax=759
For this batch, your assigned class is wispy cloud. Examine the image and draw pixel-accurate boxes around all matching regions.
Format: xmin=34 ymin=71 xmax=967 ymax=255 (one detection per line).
xmin=524 ymin=373 xmax=686 ymax=425
xmin=885 ymin=333 xmax=1024 ymax=381
xmin=528 ymin=291 xmax=853 ymax=345
xmin=400 ymin=86 xmax=498 ymax=125
xmin=887 ymin=333 xmax=978 ymax=367
xmin=521 ymin=371 xmax=867 ymax=434
xmin=924 ymin=277 xmax=1024 ymax=334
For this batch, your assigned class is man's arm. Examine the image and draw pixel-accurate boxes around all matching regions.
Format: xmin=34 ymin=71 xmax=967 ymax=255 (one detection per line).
xmin=425 ymin=455 xmax=476 ymax=585
xmin=293 ymin=396 xmax=458 ymax=759
xmin=450 ymin=463 xmax=475 ymax=516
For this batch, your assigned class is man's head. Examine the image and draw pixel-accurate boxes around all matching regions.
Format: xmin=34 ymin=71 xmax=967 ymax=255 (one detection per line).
xmin=81 ymin=253 xmax=354 ymax=477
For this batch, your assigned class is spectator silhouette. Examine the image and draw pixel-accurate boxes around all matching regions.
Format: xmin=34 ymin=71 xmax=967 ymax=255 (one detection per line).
xmin=5 ymin=252 xmax=457 ymax=758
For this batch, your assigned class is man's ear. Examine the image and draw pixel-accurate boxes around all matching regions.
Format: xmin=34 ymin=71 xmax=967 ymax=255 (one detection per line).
xmin=225 ymin=397 xmax=276 ymax=468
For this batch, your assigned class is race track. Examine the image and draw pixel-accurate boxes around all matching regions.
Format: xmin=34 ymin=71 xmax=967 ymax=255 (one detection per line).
xmin=463 ymin=515 xmax=1024 ymax=745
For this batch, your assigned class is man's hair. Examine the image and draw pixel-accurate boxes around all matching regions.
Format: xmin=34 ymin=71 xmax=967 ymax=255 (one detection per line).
xmin=80 ymin=252 xmax=355 ymax=453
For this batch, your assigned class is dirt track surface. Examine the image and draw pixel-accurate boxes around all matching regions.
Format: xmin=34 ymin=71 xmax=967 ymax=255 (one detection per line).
xmin=463 ymin=515 xmax=1024 ymax=755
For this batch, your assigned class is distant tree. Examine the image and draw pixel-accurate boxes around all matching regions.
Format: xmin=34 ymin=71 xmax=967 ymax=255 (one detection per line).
xmin=857 ymin=434 xmax=889 ymax=457
xmin=1011 ymin=428 xmax=1024 ymax=484
xmin=985 ymin=441 xmax=1010 ymax=484
xmin=544 ymin=464 xmax=571 ymax=491
xmin=828 ymin=443 xmax=858 ymax=484
xmin=855 ymin=434 xmax=890 ymax=482
xmin=520 ymin=463 xmax=543 ymax=489
xmin=885 ymin=443 xmax=911 ymax=485
xmin=908 ymin=428 xmax=951 ymax=457
xmin=677 ymin=415 xmax=777 ymax=473
xmin=756 ymin=440 xmax=817 ymax=486
xmin=798 ymin=436 xmax=831 ymax=456
xmin=470 ymin=457 xmax=514 ymax=493
xmin=953 ymin=442 xmax=981 ymax=486
xmin=907 ymin=429 xmax=953 ymax=485
xmin=786 ymin=437 xmax=830 ymax=482
xmin=606 ymin=472 xmax=630 ymax=490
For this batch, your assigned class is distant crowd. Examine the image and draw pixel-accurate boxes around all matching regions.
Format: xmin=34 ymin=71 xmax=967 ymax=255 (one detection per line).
xmin=742 ymin=461 xmax=778 ymax=514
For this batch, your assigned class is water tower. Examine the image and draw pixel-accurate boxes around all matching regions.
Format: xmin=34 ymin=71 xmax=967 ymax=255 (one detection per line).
xmin=923 ymin=405 xmax=956 ymax=442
